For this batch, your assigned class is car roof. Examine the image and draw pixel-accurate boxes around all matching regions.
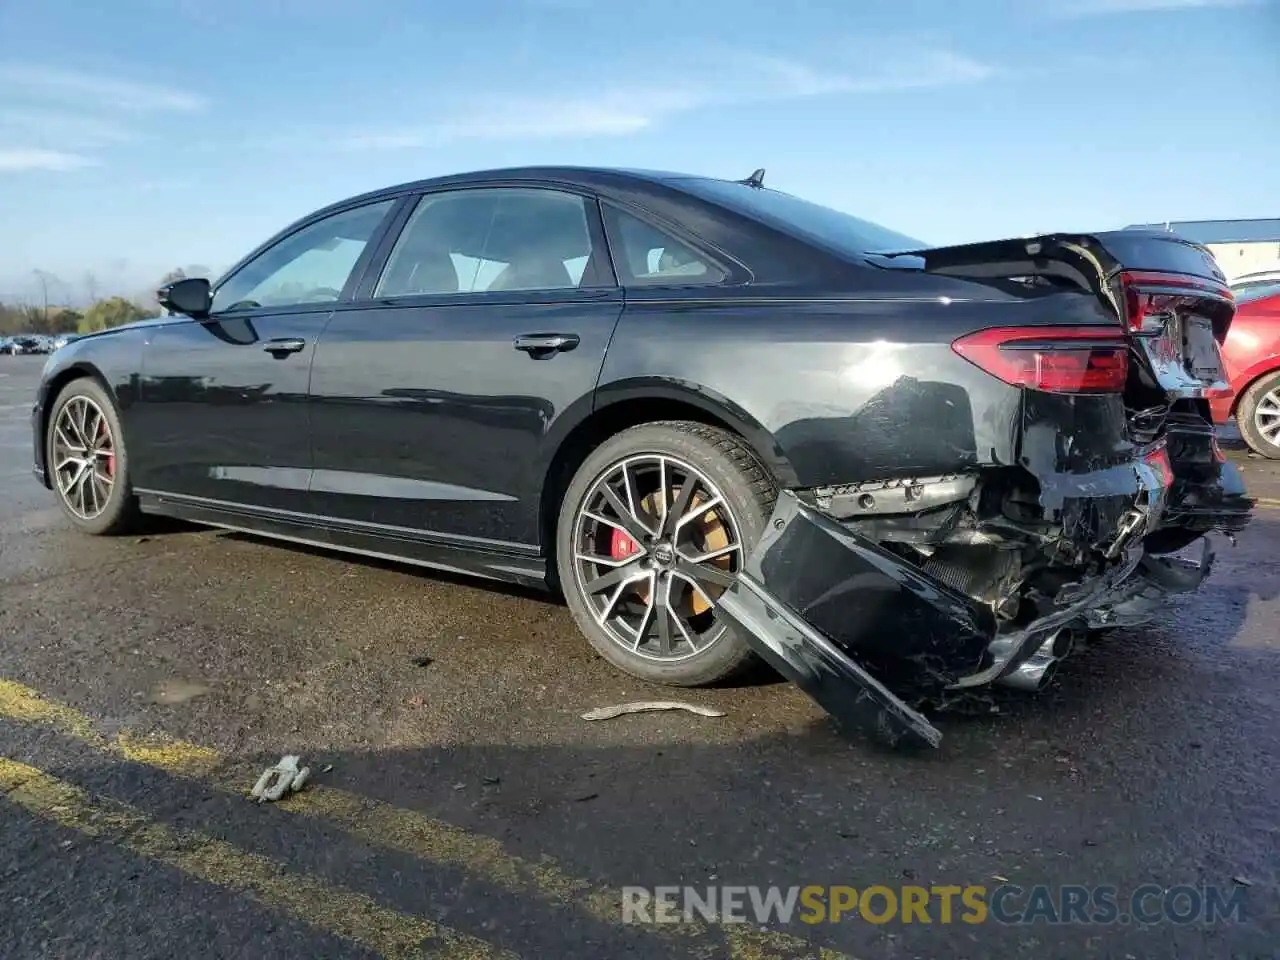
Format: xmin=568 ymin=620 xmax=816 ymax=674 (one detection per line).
xmin=311 ymin=167 xmax=752 ymax=225
xmin=330 ymin=166 xmax=696 ymax=210
xmin=379 ymin=165 xmax=684 ymax=192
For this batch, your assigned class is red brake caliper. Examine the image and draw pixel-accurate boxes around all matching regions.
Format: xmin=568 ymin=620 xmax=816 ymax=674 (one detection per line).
xmin=609 ymin=528 xmax=639 ymax=561
xmin=97 ymin=419 xmax=114 ymax=477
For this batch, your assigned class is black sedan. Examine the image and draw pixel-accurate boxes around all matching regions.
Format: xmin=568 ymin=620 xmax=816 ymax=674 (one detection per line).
xmin=33 ymin=166 xmax=1253 ymax=745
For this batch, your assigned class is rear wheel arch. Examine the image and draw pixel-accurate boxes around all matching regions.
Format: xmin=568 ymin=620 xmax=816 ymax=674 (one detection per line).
xmin=1230 ymin=362 xmax=1280 ymax=417
xmin=539 ymin=392 xmax=794 ymax=582
xmin=1235 ymin=367 xmax=1280 ymax=458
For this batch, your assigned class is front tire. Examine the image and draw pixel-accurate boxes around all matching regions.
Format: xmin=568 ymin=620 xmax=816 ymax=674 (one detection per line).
xmin=556 ymin=421 xmax=777 ymax=687
xmin=46 ymin=378 xmax=142 ymax=535
xmin=1237 ymin=371 xmax=1280 ymax=459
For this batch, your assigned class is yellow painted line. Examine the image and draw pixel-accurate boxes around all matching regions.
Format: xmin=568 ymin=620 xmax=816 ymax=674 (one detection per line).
xmin=0 ymin=678 xmax=103 ymax=745
xmin=0 ymin=758 xmax=514 ymax=960
xmin=1253 ymin=496 xmax=1280 ymax=509
xmin=0 ymin=678 xmax=846 ymax=959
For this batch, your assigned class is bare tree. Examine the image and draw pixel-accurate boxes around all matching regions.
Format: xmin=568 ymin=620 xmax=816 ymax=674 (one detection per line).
xmin=83 ymin=271 xmax=100 ymax=305
xmin=32 ymin=269 xmax=52 ymax=320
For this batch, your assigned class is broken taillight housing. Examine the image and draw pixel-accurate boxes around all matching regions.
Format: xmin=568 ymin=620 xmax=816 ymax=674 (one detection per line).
xmin=1119 ymin=270 xmax=1234 ymax=341
xmin=951 ymin=327 xmax=1129 ymax=394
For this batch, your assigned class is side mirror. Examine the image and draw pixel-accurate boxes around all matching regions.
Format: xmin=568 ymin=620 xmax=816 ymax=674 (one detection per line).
xmin=158 ymin=277 xmax=212 ymax=318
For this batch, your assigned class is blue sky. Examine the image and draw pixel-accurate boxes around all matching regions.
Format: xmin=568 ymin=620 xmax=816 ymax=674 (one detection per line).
xmin=0 ymin=0 xmax=1276 ymax=301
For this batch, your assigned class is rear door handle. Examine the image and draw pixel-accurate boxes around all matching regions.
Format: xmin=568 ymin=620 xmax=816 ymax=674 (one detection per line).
xmin=263 ymin=337 xmax=306 ymax=357
xmin=513 ymin=333 xmax=579 ymax=355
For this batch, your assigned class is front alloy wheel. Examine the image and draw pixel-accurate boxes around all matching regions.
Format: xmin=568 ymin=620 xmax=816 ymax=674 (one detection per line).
xmin=51 ymin=394 xmax=117 ymax=520
xmin=46 ymin=378 xmax=141 ymax=535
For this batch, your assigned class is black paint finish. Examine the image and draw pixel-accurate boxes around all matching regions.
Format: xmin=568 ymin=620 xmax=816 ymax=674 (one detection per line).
xmin=307 ymin=290 xmax=623 ymax=545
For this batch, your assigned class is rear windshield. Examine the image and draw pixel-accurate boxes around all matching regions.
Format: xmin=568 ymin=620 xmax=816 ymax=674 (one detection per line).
xmin=1233 ymin=279 xmax=1280 ymax=304
xmin=669 ymin=177 xmax=926 ymax=254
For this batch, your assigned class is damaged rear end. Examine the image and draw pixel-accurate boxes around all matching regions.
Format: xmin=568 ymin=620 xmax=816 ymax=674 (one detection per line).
xmin=718 ymin=229 xmax=1255 ymax=747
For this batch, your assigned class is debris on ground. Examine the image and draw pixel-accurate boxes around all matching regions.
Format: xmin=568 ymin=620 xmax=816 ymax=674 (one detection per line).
xmin=250 ymin=754 xmax=311 ymax=803
xmin=580 ymin=701 xmax=727 ymax=721
xmin=410 ymin=653 xmax=434 ymax=667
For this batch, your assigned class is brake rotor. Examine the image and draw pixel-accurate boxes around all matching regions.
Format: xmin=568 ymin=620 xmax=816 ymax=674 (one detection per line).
xmin=607 ymin=488 xmax=732 ymax=616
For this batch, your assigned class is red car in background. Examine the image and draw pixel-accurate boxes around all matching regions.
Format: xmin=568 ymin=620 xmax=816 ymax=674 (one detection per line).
xmin=1211 ymin=271 xmax=1280 ymax=458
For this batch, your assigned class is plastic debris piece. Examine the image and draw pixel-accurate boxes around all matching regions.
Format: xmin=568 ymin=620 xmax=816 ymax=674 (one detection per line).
xmin=580 ymin=701 xmax=727 ymax=721
xmin=250 ymin=754 xmax=311 ymax=803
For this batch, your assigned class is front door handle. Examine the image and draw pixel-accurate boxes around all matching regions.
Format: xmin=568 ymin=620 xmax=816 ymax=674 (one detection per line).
xmin=263 ymin=337 xmax=306 ymax=357
xmin=513 ymin=333 xmax=580 ymax=356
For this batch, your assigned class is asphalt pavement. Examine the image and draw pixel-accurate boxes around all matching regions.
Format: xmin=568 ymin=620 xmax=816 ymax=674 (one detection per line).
xmin=1 ymin=354 xmax=1277 ymax=959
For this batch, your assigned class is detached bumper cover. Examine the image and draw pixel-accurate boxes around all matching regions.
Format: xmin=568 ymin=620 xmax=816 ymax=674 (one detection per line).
xmin=716 ymin=490 xmax=1223 ymax=748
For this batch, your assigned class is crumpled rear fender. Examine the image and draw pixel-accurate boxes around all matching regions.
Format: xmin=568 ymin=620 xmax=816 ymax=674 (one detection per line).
xmin=716 ymin=488 xmax=1219 ymax=749
xmin=715 ymin=492 xmax=995 ymax=748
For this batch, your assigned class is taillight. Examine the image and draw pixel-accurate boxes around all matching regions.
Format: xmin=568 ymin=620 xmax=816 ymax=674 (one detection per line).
xmin=1119 ymin=270 xmax=1234 ymax=338
xmin=951 ymin=327 xmax=1129 ymax=394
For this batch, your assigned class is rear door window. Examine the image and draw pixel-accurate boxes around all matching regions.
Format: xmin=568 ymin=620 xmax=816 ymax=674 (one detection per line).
xmin=374 ymin=187 xmax=608 ymax=298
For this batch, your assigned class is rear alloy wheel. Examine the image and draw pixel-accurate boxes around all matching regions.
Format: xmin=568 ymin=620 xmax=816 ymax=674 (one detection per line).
xmin=46 ymin=378 xmax=141 ymax=535
xmin=557 ymin=422 xmax=776 ymax=686
xmin=1237 ymin=371 xmax=1280 ymax=460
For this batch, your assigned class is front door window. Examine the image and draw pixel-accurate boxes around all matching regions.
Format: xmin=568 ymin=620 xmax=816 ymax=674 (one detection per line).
xmin=211 ymin=199 xmax=396 ymax=313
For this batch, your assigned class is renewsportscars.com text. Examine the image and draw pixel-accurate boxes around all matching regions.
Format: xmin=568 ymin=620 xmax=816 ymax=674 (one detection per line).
xmin=621 ymin=884 xmax=1247 ymax=926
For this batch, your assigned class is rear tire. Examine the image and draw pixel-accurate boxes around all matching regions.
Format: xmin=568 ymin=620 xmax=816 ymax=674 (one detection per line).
xmin=1237 ymin=371 xmax=1280 ymax=459
xmin=556 ymin=421 xmax=777 ymax=687
xmin=46 ymin=378 xmax=142 ymax=536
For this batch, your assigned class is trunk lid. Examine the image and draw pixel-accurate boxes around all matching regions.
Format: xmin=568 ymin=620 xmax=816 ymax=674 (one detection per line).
xmin=875 ymin=229 xmax=1236 ymax=402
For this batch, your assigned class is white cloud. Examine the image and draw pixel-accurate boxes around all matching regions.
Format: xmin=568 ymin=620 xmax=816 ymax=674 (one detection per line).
xmin=0 ymin=64 xmax=206 ymax=172
xmin=0 ymin=64 xmax=207 ymax=112
xmin=337 ymin=46 xmax=996 ymax=150
xmin=0 ymin=148 xmax=98 ymax=172
xmin=0 ymin=108 xmax=135 ymax=148
xmin=1052 ymin=0 xmax=1262 ymax=15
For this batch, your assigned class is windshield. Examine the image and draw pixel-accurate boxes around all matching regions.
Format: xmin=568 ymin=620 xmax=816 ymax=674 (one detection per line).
xmin=669 ymin=177 xmax=926 ymax=254
xmin=1233 ymin=279 xmax=1280 ymax=305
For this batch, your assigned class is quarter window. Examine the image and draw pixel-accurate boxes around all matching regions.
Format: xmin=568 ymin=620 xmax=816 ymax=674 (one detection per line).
xmin=605 ymin=206 xmax=725 ymax=285
xmin=211 ymin=199 xmax=395 ymax=313
xmin=375 ymin=188 xmax=601 ymax=298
